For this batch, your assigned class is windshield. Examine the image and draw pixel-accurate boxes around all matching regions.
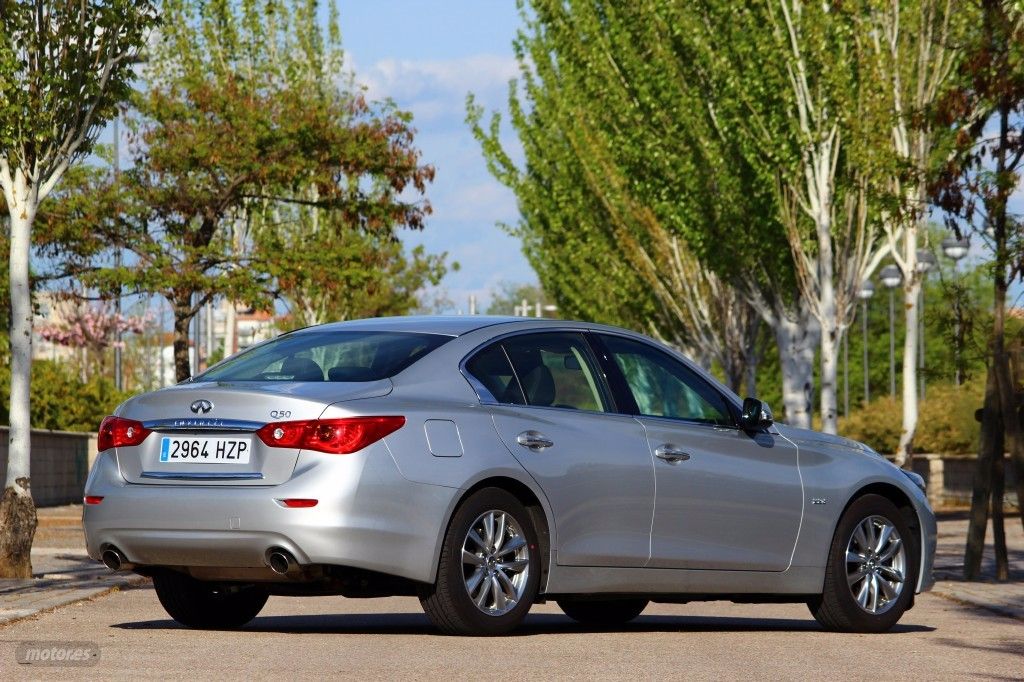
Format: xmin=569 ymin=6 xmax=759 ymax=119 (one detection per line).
xmin=196 ymin=331 xmax=451 ymax=383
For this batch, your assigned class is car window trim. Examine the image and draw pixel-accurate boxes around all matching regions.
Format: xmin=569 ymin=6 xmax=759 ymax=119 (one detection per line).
xmin=460 ymin=329 xmax=619 ymax=413
xmin=591 ymin=331 xmax=741 ymax=429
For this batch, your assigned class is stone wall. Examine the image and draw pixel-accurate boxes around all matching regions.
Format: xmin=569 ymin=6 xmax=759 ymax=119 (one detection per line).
xmin=0 ymin=427 xmax=94 ymax=507
xmin=909 ymin=454 xmax=1018 ymax=509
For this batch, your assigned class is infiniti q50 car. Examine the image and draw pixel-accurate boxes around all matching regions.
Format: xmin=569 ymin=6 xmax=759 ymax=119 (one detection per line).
xmin=84 ymin=316 xmax=935 ymax=635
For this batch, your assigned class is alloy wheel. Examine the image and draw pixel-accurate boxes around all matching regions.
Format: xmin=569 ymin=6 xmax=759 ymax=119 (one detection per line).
xmin=845 ymin=515 xmax=907 ymax=614
xmin=461 ymin=509 xmax=531 ymax=616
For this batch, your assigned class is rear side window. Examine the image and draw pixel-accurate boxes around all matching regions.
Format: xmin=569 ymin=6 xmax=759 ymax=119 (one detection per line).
xmin=465 ymin=333 xmax=610 ymax=412
xmin=464 ymin=344 xmax=526 ymax=405
xmin=197 ymin=331 xmax=450 ymax=382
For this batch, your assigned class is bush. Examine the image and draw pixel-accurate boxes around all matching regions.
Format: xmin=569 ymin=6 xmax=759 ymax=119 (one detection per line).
xmin=837 ymin=379 xmax=983 ymax=454
xmin=0 ymin=359 xmax=130 ymax=433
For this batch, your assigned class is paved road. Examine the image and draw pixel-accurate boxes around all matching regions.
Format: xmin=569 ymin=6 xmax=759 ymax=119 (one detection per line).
xmin=1 ymin=585 xmax=1021 ymax=680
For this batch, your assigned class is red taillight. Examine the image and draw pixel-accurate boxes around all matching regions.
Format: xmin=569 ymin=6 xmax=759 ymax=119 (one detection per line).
xmin=256 ymin=416 xmax=405 ymax=454
xmin=84 ymin=495 xmax=104 ymax=505
xmin=279 ymin=498 xmax=318 ymax=508
xmin=97 ymin=416 xmax=152 ymax=451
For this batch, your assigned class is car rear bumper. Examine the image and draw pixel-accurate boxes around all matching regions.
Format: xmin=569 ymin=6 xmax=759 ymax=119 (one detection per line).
xmin=82 ymin=444 xmax=458 ymax=584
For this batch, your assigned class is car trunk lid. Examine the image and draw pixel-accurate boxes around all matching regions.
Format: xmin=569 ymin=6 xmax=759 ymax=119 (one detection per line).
xmin=113 ymin=379 xmax=392 ymax=486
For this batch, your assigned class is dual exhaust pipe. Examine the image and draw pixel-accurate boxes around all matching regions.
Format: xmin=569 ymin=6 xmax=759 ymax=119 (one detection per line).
xmin=102 ymin=545 xmax=300 ymax=577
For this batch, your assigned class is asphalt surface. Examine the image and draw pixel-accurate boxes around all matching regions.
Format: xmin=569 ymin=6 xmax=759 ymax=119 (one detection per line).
xmin=1 ymin=585 xmax=1021 ymax=680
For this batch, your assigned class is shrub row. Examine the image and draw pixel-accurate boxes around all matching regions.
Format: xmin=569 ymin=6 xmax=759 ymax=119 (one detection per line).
xmin=836 ymin=379 xmax=983 ymax=455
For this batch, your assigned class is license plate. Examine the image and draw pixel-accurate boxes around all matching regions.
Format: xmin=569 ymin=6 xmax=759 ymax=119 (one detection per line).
xmin=159 ymin=436 xmax=252 ymax=464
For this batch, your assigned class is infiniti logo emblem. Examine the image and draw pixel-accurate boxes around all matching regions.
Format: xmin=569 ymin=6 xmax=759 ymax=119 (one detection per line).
xmin=190 ymin=399 xmax=213 ymax=414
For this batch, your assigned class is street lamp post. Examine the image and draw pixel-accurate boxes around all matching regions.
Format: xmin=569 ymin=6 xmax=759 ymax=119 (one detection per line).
xmin=857 ymin=281 xmax=876 ymax=406
xmin=880 ymin=265 xmax=903 ymax=398
xmin=916 ymin=249 xmax=938 ymax=399
xmin=942 ymin=236 xmax=970 ymax=386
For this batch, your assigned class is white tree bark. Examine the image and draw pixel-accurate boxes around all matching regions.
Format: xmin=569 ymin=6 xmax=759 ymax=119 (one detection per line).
xmin=896 ymin=275 xmax=921 ymax=466
xmin=1 ymin=166 xmax=38 ymax=496
xmin=223 ymin=301 xmax=236 ymax=359
xmin=768 ymin=303 xmax=818 ymax=430
xmin=770 ymin=0 xmax=892 ymax=434
xmin=868 ymin=0 xmax=957 ymax=465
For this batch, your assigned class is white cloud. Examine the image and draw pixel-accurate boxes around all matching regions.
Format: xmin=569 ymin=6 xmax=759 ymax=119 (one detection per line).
xmin=352 ymin=53 xmax=520 ymax=123
xmin=343 ymin=50 xmax=536 ymax=306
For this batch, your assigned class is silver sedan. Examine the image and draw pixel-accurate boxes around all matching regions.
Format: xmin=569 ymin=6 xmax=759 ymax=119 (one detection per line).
xmin=83 ymin=316 xmax=935 ymax=635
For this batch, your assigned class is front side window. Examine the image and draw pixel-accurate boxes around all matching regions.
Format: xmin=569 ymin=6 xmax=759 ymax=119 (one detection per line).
xmin=600 ymin=334 xmax=732 ymax=425
xmin=501 ymin=333 xmax=610 ymax=412
xmin=198 ymin=331 xmax=450 ymax=382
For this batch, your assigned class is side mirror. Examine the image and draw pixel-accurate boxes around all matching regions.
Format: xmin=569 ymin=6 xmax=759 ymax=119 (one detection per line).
xmin=739 ymin=397 xmax=774 ymax=431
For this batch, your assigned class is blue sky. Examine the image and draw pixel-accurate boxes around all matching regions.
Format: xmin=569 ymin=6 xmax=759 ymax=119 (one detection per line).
xmin=337 ymin=1 xmax=531 ymax=312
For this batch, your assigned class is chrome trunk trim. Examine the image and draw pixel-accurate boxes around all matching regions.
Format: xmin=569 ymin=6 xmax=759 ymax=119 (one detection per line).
xmin=142 ymin=418 xmax=264 ymax=432
xmin=140 ymin=471 xmax=265 ymax=481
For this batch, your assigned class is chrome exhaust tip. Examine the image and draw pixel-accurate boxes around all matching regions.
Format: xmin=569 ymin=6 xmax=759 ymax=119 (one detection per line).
xmin=101 ymin=547 xmax=133 ymax=571
xmin=267 ymin=549 xmax=298 ymax=576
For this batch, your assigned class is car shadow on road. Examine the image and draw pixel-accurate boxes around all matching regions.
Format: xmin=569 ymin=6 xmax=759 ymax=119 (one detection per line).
xmin=112 ymin=612 xmax=936 ymax=636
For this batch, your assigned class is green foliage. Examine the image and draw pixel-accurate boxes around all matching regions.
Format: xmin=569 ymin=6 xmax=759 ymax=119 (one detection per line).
xmin=39 ymin=0 xmax=441 ymax=381
xmin=0 ymin=357 xmax=128 ymax=432
xmin=0 ymin=1 xmax=157 ymax=183
xmin=837 ymin=379 xmax=984 ymax=455
xmin=269 ymin=225 xmax=450 ymax=329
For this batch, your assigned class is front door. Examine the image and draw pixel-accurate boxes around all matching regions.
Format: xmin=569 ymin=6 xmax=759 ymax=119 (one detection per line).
xmin=596 ymin=333 xmax=803 ymax=571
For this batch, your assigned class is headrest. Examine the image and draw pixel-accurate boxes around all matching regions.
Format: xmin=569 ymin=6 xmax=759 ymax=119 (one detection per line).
xmin=520 ymin=363 xmax=556 ymax=406
xmin=279 ymin=356 xmax=323 ymax=381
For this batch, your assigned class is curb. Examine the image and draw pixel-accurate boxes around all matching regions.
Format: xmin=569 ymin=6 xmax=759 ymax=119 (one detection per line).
xmin=0 ymin=575 xmax=148 ymax=628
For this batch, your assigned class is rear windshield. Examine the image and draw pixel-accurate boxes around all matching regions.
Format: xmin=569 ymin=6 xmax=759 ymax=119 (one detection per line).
xmin=196 ymin=331 xmax=451 ymax=383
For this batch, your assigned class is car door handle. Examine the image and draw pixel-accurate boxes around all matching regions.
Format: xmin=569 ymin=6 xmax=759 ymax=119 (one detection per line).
xmin=655 ymin=445 xmax=691 ymax=463
xmin=516 ymin=431 xmax=554 ymax=450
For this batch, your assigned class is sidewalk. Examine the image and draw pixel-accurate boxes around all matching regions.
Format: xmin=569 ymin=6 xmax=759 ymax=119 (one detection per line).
xmin=930 ymin=511 xmax=1024 ymax=620
xmin=1 ymin=506 xmax=1021 ymax=627
xmin=0 ymin=505 xmax=145 ymax=627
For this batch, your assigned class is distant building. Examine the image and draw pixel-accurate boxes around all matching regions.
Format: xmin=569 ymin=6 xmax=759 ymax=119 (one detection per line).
xmin=30 ymin=294 xmax=282 ymax=388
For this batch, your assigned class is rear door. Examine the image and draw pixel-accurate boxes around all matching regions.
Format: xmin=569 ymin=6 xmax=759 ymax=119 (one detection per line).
xmin=595 ymin=333 xmax=803 ymax=572
xmin=467 ymin=332 xmax=656 ymax=567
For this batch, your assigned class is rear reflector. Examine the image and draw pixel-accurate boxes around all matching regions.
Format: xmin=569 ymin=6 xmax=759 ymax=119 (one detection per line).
xmin=256 ymin=416 xmax=405 ymax=454
xmin=84 ymin=496 xmax=104 ymax=505
xmin=279 ymin=498 xmax=318 ymax=508
xmin=98 ymin=416 xmax=152 ymax=451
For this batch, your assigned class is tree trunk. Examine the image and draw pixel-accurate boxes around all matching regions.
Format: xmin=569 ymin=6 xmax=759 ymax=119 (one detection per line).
xmin=819 ymin=321 xmax=840 ymax=434
xmin=223 ymin=300 xmax=236 ymax=358
xmin=895 ymin=276 xmax=922 ymax=468
xmin=0 ymin=175 xmax=38 ymax=579
xmin=744 ymin=332 xmax=759 ymax=399
xmin=172 ymin=297 xmax=193 ymax=383
xmin=991 ymin=304 xmax=1024 ymax=538
xmin=774 ymin=310 xmax=818 ymax=430
xmin=964 ymin=367 xmax=998 ymax=580
xmin=991 ymin=446 xmax=1009 ymax=581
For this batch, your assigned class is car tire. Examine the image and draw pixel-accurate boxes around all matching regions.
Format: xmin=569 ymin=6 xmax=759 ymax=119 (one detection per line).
xmin=808 ymin=494 xmax=918 ymax=633
xmin=419 ymin=487 xmax=541 ymax=636
xmin=557 ymin=598 xmax=648 ymax=626
xmin=153 ymin=570 xmax=268 ymax=629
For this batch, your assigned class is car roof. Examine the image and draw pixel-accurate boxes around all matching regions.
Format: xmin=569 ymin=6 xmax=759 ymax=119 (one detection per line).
xmin=301 ymin=315 xmax=532 ymax=337
xmin=291 ymin=315 xmax=630 ymax=337
xmin=295 ymin=315 xmax=670 ymax=338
